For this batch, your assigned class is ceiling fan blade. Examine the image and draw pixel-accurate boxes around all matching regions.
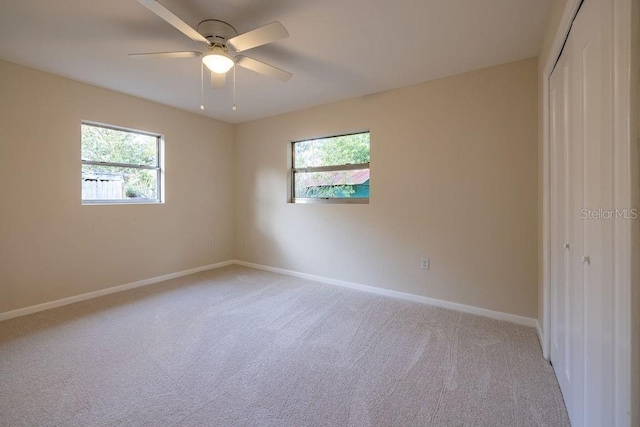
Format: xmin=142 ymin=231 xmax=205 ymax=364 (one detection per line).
xmin=129 ymin=51 xmax=202 ymax=59
xmin=227 ymin=22 xmax=288 ymax=52
xmin=137 ymin=0 xmax=209 ymax=44
xmin=211 ymin=72 xmax=226 ymax=89
xmin=236 ymin=55 xmax=292 ymax=82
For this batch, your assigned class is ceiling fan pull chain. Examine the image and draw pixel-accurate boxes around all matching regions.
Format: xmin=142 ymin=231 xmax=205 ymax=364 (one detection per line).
xmin=232 ymin=64 xmax=237 ymax=111
xmin=200 ymin=61 xmax=205 ymax=110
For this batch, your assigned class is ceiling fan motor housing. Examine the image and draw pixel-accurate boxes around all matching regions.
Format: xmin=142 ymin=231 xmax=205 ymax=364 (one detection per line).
xmin=197 ymin=20 xmax=238 ymax=47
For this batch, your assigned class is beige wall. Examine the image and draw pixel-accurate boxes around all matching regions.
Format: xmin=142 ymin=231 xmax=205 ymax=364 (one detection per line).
xmin=0 ymin=60 xmax=235 ymax=313
xmin=235 ymin=58 xmax=539 ymax=318
xmin=537 ymin=0 xmax=567 ymax=329
xmin=0 ymin=58 xmax=539 ymax=320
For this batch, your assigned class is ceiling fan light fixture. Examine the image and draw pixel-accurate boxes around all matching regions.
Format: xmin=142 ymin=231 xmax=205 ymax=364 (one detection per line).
xmin=202 ymin=46 xmax=234 ymax=74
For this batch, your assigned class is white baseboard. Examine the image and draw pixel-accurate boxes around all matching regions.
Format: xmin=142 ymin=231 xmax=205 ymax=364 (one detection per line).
xmin=233 ymin=260 xmax=538 ymax=328
xmin=1 ymin=258 xmax=538 ymax=329
xmin=536 ymin=320 xmax=545 ymax=353
xmin=0 ymin=260 xmax=235 ymax=322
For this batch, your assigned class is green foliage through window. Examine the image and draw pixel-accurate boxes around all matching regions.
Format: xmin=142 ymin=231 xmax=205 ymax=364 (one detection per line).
xmin=292 ymin=132 xmax=370 ymax=201
xmin=293 ymin=132 xmax=370 ymax=168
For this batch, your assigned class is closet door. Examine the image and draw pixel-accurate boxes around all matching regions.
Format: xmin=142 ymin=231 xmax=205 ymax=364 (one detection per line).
xmin=570 ymin=0 xmax=615 ymax=424
xmin=549 ymin=0 xmax=616 ymax=425
xmin=549 ymin=46 xmax=573 ymax=415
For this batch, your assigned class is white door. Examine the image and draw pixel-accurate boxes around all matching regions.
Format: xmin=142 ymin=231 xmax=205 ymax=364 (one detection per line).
xmin=572 ymin=1 xmax=615 ymax=424
xmin=549 ymin=44 xmax=573 ymax=415
xmin=549 ymin=0 xmax=617 ymax=425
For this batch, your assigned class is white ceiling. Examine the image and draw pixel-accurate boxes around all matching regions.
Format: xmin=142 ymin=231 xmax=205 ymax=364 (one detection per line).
xmin=0 ymin=0 xmax=551 ymax=124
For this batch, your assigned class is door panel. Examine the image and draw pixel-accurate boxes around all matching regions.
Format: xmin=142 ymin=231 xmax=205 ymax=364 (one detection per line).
xmin=572 ymin=0 xmax=615 ymax=424
xmin=549 ymin=47 xmax=572 ymax=414
xmin=549 ymin=0 xmax=617 ymax=425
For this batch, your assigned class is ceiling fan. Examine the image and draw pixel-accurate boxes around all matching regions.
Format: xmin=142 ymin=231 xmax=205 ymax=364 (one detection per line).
xmin=130 ymin=0 xmax=293 ymax=92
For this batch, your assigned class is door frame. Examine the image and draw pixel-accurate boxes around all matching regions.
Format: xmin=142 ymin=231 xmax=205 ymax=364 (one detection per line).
xmin=541 ymin=0 xmax=634 ymax=424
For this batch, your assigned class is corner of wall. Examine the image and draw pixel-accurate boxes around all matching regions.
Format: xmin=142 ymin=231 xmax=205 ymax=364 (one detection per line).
xmin=230 ymin=122 xmax=239 ymax=261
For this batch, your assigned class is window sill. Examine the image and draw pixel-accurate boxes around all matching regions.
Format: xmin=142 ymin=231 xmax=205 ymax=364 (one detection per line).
xmin=82 ymin=200 xmax=163 ymax=206
xmin=290 ymin=198 xmax=369 ymax=204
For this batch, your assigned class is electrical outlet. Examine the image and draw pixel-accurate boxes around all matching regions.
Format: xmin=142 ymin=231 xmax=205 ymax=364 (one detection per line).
xmin=421 ymin=258 xmax=429 ymax=270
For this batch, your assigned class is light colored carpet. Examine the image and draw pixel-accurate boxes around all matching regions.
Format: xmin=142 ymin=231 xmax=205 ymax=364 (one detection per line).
xmin=0 ymin=266 xmax=569 ymax=426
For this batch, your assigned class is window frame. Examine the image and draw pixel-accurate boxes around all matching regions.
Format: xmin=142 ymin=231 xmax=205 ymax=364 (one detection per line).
xmin=290 ymin=131 xmax=370 ymax=204
xmin=81 ymin=121 xmax=164 ymax=205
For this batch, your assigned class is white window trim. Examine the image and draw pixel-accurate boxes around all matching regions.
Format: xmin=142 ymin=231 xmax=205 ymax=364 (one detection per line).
xmin=81 ymin=121 xmax=165 ymax=205
xmin=290 ymin=131 xmax=370 ymax=204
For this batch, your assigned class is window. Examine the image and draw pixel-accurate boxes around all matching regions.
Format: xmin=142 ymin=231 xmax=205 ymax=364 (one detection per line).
xmin=81 ymin=122 xmax=163 ymax=204
xmin=291 ymin=131 xmax=370 ymax=203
